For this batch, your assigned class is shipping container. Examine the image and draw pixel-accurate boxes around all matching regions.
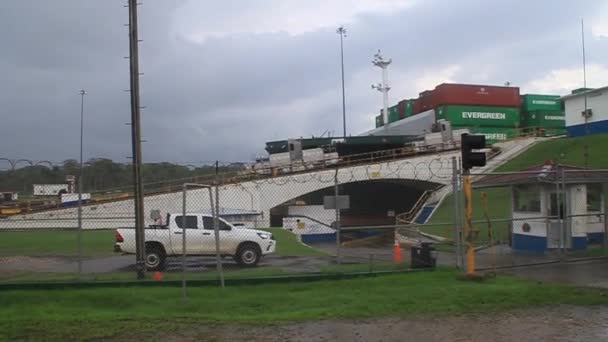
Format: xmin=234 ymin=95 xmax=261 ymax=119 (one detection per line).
xmin=412 ymin=98 xmax=423 ymax=114
xmin=397 ymin=99 xmax=414 ymax=119
xmin=375 ymin=114 xmax=384 ymax=128
xmin=521 ymin=110 xmax=565 ymax=129
xmin=454 ymin=126 xmax=517 ymax=145
xmin=33 ymin=184 xmax=69 ymax=196
xmin=61 ymin=193 xmax=91 ymax=206
xmin=521 ymin=94 xmax=562 ymax=112
xmin=388 ymin=105 xmax=399 ymax=123
xmin=435 ymin=104 xmax=520 ymax=127
xmin=431 ymin=83 xmax=520 ymax=108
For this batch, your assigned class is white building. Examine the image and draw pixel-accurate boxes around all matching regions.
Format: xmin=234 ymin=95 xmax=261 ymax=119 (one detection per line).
xmin=475 ymin=162 xmax=608 ymax=252
xmin=562 ymin=86 xmax=608 ymax=136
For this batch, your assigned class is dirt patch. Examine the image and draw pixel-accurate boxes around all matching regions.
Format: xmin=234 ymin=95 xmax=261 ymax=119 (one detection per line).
xmin=125 ymin=305 xmax=608 ymax=342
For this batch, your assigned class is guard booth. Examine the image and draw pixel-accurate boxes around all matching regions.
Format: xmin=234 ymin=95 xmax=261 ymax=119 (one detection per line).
xmin=475 ymin=162 xmax=608 ymax=253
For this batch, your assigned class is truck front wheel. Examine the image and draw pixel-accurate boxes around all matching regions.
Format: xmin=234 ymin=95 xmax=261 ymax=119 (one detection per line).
xmin=235 ymin=243 xmax=261 ymax=267
xmin=145 ymin=243 xmax=167 ymax=271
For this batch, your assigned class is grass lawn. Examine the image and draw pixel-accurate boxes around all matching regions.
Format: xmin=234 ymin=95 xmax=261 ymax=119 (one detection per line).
xmin=1 ymin=268 xmax=607 ymax=340
xmin=263 ymin=228 xmax=328 ymax=257
xmin=423 ymin=134 xmax=608 ymax=241
xmin=0 ymin=230 xmax=114 ymax=257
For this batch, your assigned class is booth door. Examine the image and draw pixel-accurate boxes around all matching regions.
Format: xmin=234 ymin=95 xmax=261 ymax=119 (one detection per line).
xmin=547 ymin=193 xmax=571 ymax=249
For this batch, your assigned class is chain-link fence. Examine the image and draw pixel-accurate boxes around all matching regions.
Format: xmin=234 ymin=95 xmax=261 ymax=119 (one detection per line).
xmin=448 ymin=167 xmax=608 ymax=272
xmin=1 ymin=149 xmax=607 ymax=288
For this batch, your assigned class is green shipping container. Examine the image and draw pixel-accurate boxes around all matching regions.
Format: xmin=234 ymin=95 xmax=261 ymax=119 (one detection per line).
xmin=388 ymin=105 xmax=399 ymax=123
xmin=521 ymin=94 xmax=562 ymax=112
xmin=375 ymin=114 xmax=384 ymax=128
xmin=399 ymin=100 xmax=414 ymax=118
xmin=522 ymin=110 xmax=565 ymax=129
xmin=456 ymin=126 xmax=517 ymax=145
xmin=436 ymin=105 xmax=520 ymax=128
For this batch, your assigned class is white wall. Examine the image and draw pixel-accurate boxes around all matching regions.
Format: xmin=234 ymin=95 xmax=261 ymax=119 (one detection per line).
xmin=564 ymin=89 xmax=608 ymax=127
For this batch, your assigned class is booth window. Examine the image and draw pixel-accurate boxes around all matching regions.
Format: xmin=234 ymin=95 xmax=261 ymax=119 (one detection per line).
xmin=514 ymin=185 xmax=541 ymax=213
xmin=588 ymin=187 xmax=602 ymax=212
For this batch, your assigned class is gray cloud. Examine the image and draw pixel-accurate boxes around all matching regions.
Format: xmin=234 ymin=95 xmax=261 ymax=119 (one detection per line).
xmin=1 ymin=0 xmax=606 ymax=165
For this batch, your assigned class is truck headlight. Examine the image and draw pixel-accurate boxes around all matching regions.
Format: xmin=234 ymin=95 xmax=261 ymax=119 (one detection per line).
xmin=257 ymin=232 xmax=271 ymax=239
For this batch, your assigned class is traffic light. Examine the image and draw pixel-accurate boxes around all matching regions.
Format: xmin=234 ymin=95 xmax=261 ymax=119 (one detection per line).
xmin=461 ymin=133 xmax=486 ymax=170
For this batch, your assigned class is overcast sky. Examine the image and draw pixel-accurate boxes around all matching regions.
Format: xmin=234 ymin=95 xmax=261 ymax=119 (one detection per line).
xmin=1 ymin=0 xmax=608 ymax=165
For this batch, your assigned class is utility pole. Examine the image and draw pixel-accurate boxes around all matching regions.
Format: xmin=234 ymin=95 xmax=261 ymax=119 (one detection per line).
xmin=337 ymin=26 xmax=347 ymax=137
xmin=581 ymin=18 xmax=590 ymax=167
xmin=371 ymin=50 xmax=392 ymax=126
xmin=77 ymin=89 xmax=86 ymax=276
xmin=127 ymin=0 xmax=146 ymax=279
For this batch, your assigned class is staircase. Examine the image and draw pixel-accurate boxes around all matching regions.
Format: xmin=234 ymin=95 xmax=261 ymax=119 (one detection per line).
xmin=414 ymin=205 xmax=436 ymax=224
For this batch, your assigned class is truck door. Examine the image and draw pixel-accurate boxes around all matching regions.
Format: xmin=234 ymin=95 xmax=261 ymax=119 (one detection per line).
xmin=171 ymin=214 xmax=209 ymax=254
xmin=201 ymin=216 xmax=238 ymax=254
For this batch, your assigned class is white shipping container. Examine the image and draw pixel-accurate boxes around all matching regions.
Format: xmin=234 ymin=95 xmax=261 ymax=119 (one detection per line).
xmin=302 ymin=148 xmax=325 ymax=163
xmin=61 ymin=193 xmax=91 ymax=203
xmin=33 ymin=184 xmax=69 ymax=196
xmin=269 ymin=152 xmax=291 ymax=168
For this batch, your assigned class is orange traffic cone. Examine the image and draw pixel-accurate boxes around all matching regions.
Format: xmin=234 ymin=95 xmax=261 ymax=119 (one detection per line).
xmin=393 ymin=240 xmax=403 ymax=263
xmin=152 ymin=271 xmax=163 ymax=281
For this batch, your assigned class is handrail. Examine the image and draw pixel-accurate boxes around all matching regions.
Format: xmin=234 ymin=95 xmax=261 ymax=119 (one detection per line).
xmin=395 ymin=190 xmax=432 ymax=225
xmin=284 ymin=215 xmax=334 ymax=229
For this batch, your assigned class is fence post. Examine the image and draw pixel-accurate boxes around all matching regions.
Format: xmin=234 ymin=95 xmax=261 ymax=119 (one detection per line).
xmin=181 ymin=184 xmax=187 ymax=300
xmin=214 ymin=164 xmax=225 ymax=288
xmin=451 ymin=157 xmax=461 ymax=269
xmin=561 ymin=168 xmax=568 ymax=257
xmin=334 ymin=168 xmax=341 ymax=265
xmin=454 ymin=158 xmax=464 ymax=269
xmin=556 ymin=170 xmax=563 ymax=260
xmin=603 ymin=183 xmax=608 ymax=256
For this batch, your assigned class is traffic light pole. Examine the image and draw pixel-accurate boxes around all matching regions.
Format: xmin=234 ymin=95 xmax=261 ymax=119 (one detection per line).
xmin=462 ymin=169 xmax=475 ymax=275
xmin=460 ymin=133 xmax=486 ymax=276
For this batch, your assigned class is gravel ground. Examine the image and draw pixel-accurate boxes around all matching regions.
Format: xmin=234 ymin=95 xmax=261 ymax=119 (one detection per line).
xmin=134 ymin=305 xmax=608 ymax=342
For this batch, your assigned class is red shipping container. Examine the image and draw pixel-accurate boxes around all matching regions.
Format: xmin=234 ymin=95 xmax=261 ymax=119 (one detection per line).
xmin=419 ymin=90 xmax=433 ymax=97
xmin=431 ymin=83 xmax=520 ymax=108
xmin=412 ymin=98 xmax=423 ymax=115
xmin=397 ymin=101 xmax=406 ymax=119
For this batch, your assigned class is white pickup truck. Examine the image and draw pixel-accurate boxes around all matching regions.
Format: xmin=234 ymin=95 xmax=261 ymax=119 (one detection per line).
xmin=114 ymin=213 xmax=276 ymax=271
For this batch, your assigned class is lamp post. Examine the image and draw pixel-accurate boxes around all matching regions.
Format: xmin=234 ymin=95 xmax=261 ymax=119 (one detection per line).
xmin=337 ymin=26 xmax=347 ymax=137
xmin=77 ymin=89 xmax=86 ymax=275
